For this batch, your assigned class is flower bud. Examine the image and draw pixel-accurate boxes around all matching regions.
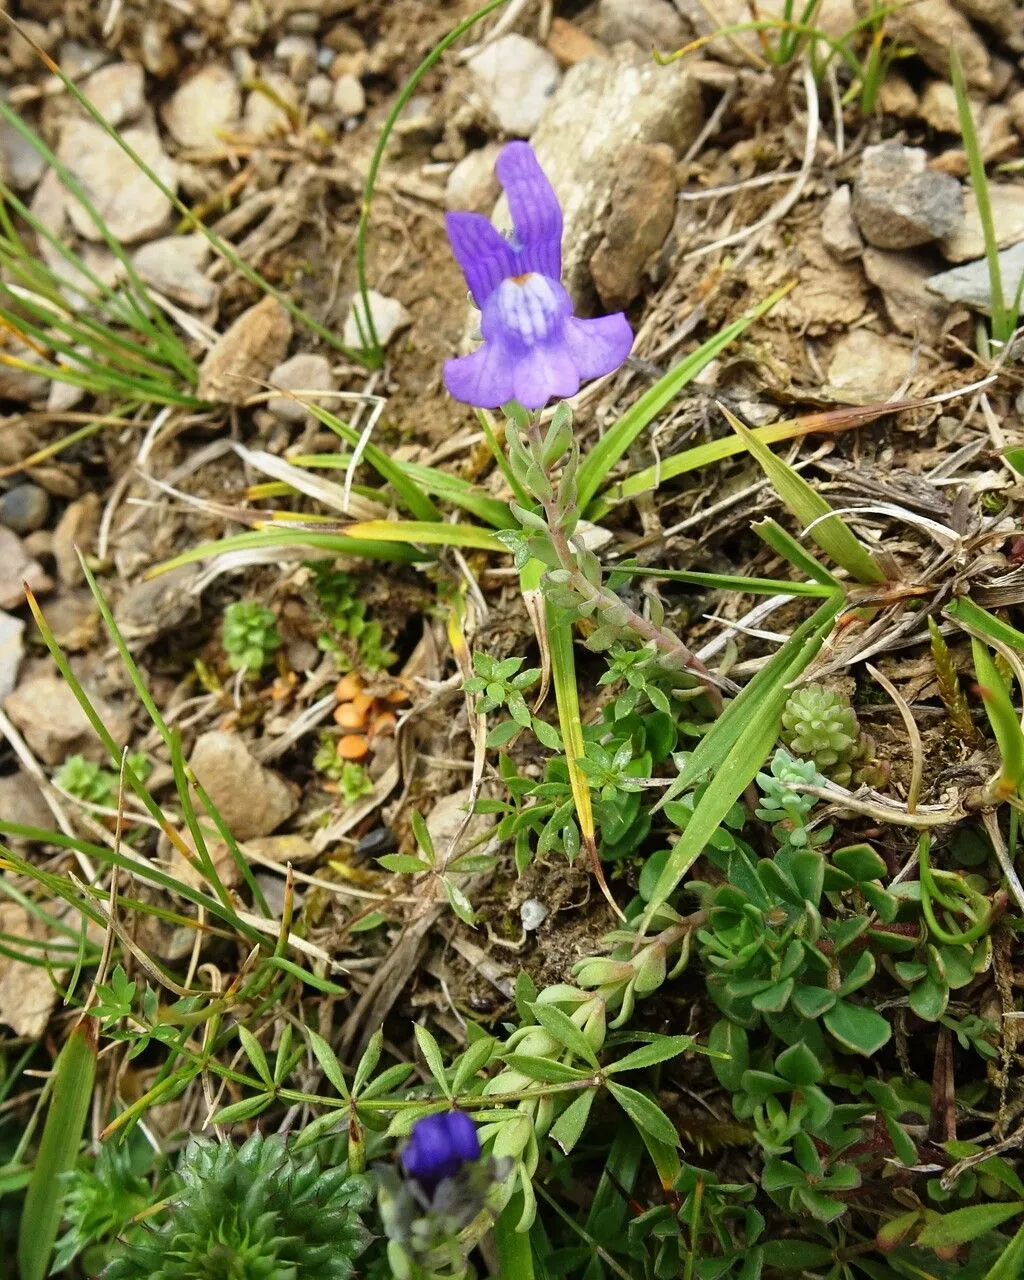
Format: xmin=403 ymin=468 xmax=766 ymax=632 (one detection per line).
xmin=573 ymin=958 xmax=634 ymax=989
xmin=573 ymin=997 xmax=607 ymax=1055
xmin=632 ymin=942 xmax=667 ymax=997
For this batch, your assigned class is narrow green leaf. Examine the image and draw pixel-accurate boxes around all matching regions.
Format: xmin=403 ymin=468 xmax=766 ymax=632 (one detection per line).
xmin=414 ymin=1023 xmax=453 ymax=1098
xmin=948 ymin=598 xmax=1024 ymax=653
xmin=306 ymin=1028 xmax=351 ymax=1100
xmin=237 ymin=1026 xmax=273 ymax=1087
xmin=753 ymin=518 xmax=842 ymax=586
xmin=501 ymin=1054 xmax=591 ymax=1083
xmin=452 ymin=1036 xmax=497 ymax=1094
xmin=211 ymin=1093 xmax=274 ymax=1125
xmin=606 ymin=1035 xmax=697 ymax=1074
xmin=494 ymin=1191 xmax=537 ymax=1280
xmin=344 ymin=519 xmax=507 ymax=553
xmin=986 ymin=1220 xmax=1024 ymax=1280
xmin=549 ymin=1089 xmax=597 ymax=1155
xmin=607 ymin=1082 xmax=680 ymax=1147
xmin=721 ymin=404 xmax=885 ymax=584
xmin=917 ymin=1202 xmax=1024 ymax=1248
xmin=618 ymin=564 xmax=837 ymax=597
xmin=971 ymin=637 xmax=1024 ymax=793
xmin=153 ymin=529 xmax=424 ymax=578
xmin=353 ymin=1029 xmax=383 ymax=1093
xmin=546 ymin=602 xmax=595 ymax=850
xmin=529 ymin=1002 xmax=600 ymax=1069
xmin=577 ymin=284 xmax=791 ymax=508
xmin=18 ymin=1019 xmax=97 ymax=1280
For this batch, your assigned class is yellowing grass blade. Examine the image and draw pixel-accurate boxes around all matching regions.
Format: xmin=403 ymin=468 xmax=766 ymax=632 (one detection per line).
xmin=343 ymin=520 xmax=508 ymax=553
xmin=18 ymin=1018 xmax=97 ymax=1280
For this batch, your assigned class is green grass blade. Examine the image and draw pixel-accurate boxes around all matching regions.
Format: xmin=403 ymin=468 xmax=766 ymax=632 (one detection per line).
xmin=546 ymin=601 xmax=595 ymax=854
xmin=576 ymin=284 xmax=792 ymax=510
xmin=619 ymin=564 xmax=837 ymax=597
xmin=946 ymin=598 xmax=1024 ymax=653
xmin=17 ymin=1018 xmax=97 ymax=1280
xmin=971 ymin=637 xmax=1024 ymax=796
xmin=152 ymin=529 xmax=427 ymax=577
xmin=342 ymin=519 xmax=507 ymax=553
xmin=494 ymin=1193 xmax=537 ymax=1278
xmin=307 ymin=403 xmax=441 ymax=522
xmin=721 ymin=404 xmax=886 ymax=584
xmin=753 ymin=518 xmax=843 ymax=586
xmin=986 ymin=1220 xmax=1024 ymax=1280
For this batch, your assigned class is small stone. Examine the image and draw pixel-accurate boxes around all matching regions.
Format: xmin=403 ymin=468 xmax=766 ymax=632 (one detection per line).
xmin=425 ymin=786 xmax=494 ymax=860
xmin=133 ymin=234 xmax=217 ymax=308
xmin=81 ymin=61 xmax=146 ymax=127
xmin=244 ymin=72 xmax=299 ymax=139
xmin=939 ymin=184 xmax=1024 ymax=263
xmin=469 ymin=34 xmax=561 ymax=137
xmin=275 ymin=34 xmax=317 ymax=82
xmin=162 ymin=64 xmax=240 ymax=149
xmin=267 ymin=353 xmax=336 ymax=423
xmin=919 ymin=80 xmax=979 ymax=134
xmin=52 ymin=493 xmax=100 ymax=586
xmin=589 ymin=141 xmax=677 ymax=309
xmin=886 ymin=0 xmax=991 ymax=90
xmin=9 ymin=20 xmax=53 ymax=73
xmin=332 ymin=73 xmax=366 ymax=118
xmin=188 ymin=731 xmax=299 ymax=841
xmin=927 ymin=241 xmax=1024 ymax=315
xmin=4 ymin=673 xmax=130 ymax=765
xmin=42 ymin=589 xmax=99 ymax=652
xmin=47 ymin=367 xmax=87 ymax=415
xmin=852 ymin=142 xmax=963 ymax=250
xmin=58 ymin=121 xmax=177 ymax=245
xmin=0 ymin=772 xmax=52 ymax=832
xmin=951 ymin=0 xmax=1020 ymax=39
xmin=59 ymin=42 xmax=106 ymax=81
xmin=0 ymin=906 xmax=61 ymax=1038
xmin=863 ymin=247 xmax=949 ymax=343
xmin=0 ymin=527 xmax=52 ymax=610
xmin=243 ymin=834 xmax=316 ymax=864
xmin=305 ymin=73 xmax=334 ymax=109
xmin=0 ymin=119 xmax=46 ymax=190
xmin=821 ymin=185 xmax=862 ymax=261
xmin=114 ymin=564 xmax=202 ymax=647
xmin=198 ymin=296 xmax=294 ymax=405
xmin=354 ymin=826 xmax=397 ymax=858
xmin=546 ymin=17 xmax=607 ymax=66
xmin=0 ymin=613 xmax=24 ymax=699
xmin=445 ymin=143 xmax=502 ymax=213
xmin=1010 ymin=90 xmax=1024 ymax=136
xmin=520 ymin=898 xmax=548 ymax=931
xmin=0 ymin=339 xmax=48 ymax=403
xmin=825 ymin=329 xmax=913 ymax=403
xmin=875 ymin=72 xmax=919 ymax=118
xmin=343 ymin=290 xmax=411 ymax=352
xmin=598 ymin=0 xmax=690 ymax=47
xmin=0 ymin=485 xmax=49 ymax=535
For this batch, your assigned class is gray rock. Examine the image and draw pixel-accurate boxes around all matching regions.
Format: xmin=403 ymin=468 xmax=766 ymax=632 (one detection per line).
xmin=0 ymin=526 xmax=52 ymax=610
xmin=469 ymin=34 xmax=561 ymax=136
xmin=589 ymin=141 xmax=677 ymax=309
xmin=81 ymin=61 xmax=146 ymax=127
xmin=332 ymin=73 xmax=366 ymax=118
xmin=4 ymin=673 xmax=130 ymax=765
xmin=162 ymin=64 xmax=240 ymax=148
xmin=267 ymin=353 xmax=336 ymax=423
xmin=445 ymin=144 xmax=502 ymax=213
xmin=495 ymin=44 xmax=702 ymax=306
xmin=927 ymin=241 xmax=1024 ymax=315
xmin=598 ymin=0 xmax=690 ymax=48
xmin=188 ymin=731 xmax=299 ymax=841
xmin=0 ymin=119 xmax=46 ymax=190
xmin=939 ymin=185 xmax=1024 ymax=263
xmin=133 ymin=234 xmax=217 ymax=308
xmin=57 ymin=121 xmax=177 ymax=245
xmin=0 ymin=613 xmax=24 ymax=699
xmin=825 ymin=329 xmax=912 ymax=403
xmin=343 ymin=290 xmax=411 ymax=351
xmin=305 ymin=74 xmax=334 ymax=110
xmin=0 ymin=772 xmax=52 ymax=832
xmin=114 ymin=564 xmax=202 ymax=648
xmin=852 ymin=143 xmax=963 ymax=250
xmin=885 ymin=0 xmax=991 ymax=90
xmin=0 ymin=485 xmax=49 ymax=535
xmin=52 ymin=493 xmax=99 ymax=587
xmin=821 ymin=185 xmax=863 ymax=261
xmin=863 ymin=247 xmax=949 ymax=343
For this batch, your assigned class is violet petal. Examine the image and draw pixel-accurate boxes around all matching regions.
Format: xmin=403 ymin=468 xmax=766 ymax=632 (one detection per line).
xmin=445 ymin=211 xmax=517 ymax=307
xmin=496 ymin=141 xmax=562 ymax=281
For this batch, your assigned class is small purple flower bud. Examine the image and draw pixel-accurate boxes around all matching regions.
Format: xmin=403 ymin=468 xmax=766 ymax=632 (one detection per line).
xmin=401 ymin=1111 xmax=481 ymax=1194
xmin=443 ymin=142 xmax=633 ymax=411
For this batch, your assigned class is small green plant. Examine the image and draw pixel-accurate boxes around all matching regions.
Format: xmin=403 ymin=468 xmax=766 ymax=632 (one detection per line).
xmin=53 ymin=1140 xmax=153 ymax=1274
xmin=222 ymin=600 xmax=281 ymax=675
xmin=314 ymin=737 xmax=375 ymax=806
xmin=53 ymin=752 xmax=150 ymax=807
xmin=309 ymin=565 xmax=396 ymax=672
xmin=780 ymin=685 xmax=865 ymax=785
xmin=104 ymin=1132 xmax=372 ymax=1280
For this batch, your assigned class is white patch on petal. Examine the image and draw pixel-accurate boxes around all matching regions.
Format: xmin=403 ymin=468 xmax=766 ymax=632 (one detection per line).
xmin=494 ymin=273 xmax=562 ymax=346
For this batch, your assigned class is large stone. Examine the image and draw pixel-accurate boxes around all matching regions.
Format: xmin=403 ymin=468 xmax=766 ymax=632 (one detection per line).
xmin=880 ymin=0 xmax=991 ymax=89
xmin=950 ymin=0 xmax=1021 ymax=39
xmin=188 ymin=731 xmax=299 ymax=841
xmin=0 ymin=527 xmax=52 ymax=611
xmin=162 ymin=64 xmax=240 ymax=148
xmin=497 ymin=45 xmax=702 ymax=307
xmin=267 ymin=353 xmax=336 ymax=423
xmin=114 ymin=564 xmax=202 ymax=648
xmin=0 ymin=773 xmax=52 ymax=831
xmin=0 ymin=119 xmax=46 ymax=190
xmin=469 ymin=34 xmax=561 ymax=136
xmin=57 ymin=121 xmax=177 ymax=245
xmin=852 ymin=142 xmax=963 ymax=250
xmin=133 ymin=234 xmax=217 ymax=308
xmin=825 ymin=329 xmax=913 ymax=403
xmin=198 ymin=295 xmax=293 ymax=405
xmin=927 ymin=242 xmax=1024 ymax=315
xmin=863 ymin=247 xmax=949 ymax=342
xmin=598 ymin=0 xmax=690 ymax=48
xmin=81 ymin=61 xmax=146 ymax=127
xmin=939 ymin=185 xmax=1024 ymax=263
xmin=4 ymin=674 xmax=131 ymax=765
xmin=589 ymin=142 xmax=677 ymax=309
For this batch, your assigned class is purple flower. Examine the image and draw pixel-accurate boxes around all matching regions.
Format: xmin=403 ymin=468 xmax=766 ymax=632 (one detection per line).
xmin=443 ymin=142 xmax=633 ymax=411
xmin=401 ymin=1111 xmax=481 ymax=1194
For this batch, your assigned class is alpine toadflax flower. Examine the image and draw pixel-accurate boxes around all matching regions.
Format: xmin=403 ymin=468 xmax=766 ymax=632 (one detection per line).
xmin=444 ymin=142 xmax=633 ymax=410
xmin=401 ymin=1110 xmax=481 ymax=1195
